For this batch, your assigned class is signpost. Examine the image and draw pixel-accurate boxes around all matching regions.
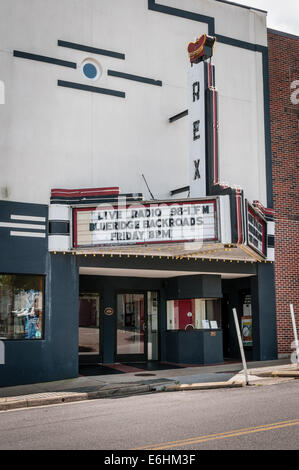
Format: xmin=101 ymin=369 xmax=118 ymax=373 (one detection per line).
xmin=233 ymin=308 xmax=249 ymax=386
xmin=290 ymin=304 xmax=299 ymax=367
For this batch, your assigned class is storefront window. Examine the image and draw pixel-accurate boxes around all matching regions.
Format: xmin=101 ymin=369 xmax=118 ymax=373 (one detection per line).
xmin=0 ymin=274 xmax=44 ymax=340
xmin=167 ymin=299 xmax=221 ymax=330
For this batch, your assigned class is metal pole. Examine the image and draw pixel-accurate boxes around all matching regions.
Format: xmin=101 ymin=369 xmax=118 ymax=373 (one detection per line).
xmin=290 ymin=304 xmax=299 ymax=367
xmin=233 ymin=308 xmax=249 ymax=385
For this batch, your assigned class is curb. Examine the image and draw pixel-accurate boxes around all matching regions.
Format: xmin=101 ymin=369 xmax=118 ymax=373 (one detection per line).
xmin=156 ymin=381 xmax=243 ymax=392
xmin=0 ymin=385 xmax=154 ymax=411
xmin=0 ymin=381 xmax=245 ymax=411
xmin=250 ymin=370 xmax=299 ymax=379
xmin=271 ymin=371 xmax=299 ymax=378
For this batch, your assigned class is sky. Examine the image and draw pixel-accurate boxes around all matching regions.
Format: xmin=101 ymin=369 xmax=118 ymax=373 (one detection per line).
xmin=228 ymin=0 xmax=299 ymax=35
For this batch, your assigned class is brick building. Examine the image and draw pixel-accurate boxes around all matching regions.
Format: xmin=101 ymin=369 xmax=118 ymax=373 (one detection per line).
xmin=268 ymin=29 xmax=299 ymax=356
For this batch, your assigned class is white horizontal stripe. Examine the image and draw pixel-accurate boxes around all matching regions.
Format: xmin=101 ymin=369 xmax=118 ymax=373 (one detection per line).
xmin=267 ymin=222 xmax=275 ymax=236
xmin=11 ymin=214 xmax=46 ymax=222
xmin=48 ymin=235 xmax=71 ymax=251
xmin=267 ymin=247 xmax=275 ymax=262
xmin=48 ymin=205 xmax=71 ymax=221
xmin=0 ymin=222 xmax=45 ymax=230
xmin=10 ymin=231 xmax=46 ymax=238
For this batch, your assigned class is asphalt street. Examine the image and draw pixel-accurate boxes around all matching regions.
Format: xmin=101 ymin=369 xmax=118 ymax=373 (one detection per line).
xmin=0 ymin=380 xmax=298 ymax=450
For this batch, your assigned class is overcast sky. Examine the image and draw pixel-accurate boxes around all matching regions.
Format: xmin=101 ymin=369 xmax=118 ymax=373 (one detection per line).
xmin=230 ymin=0 xmax=299 ymax=35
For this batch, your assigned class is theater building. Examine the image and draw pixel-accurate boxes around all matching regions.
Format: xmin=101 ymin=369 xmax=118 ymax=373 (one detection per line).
xmin=0 ymin=0 xmax=277 ymax=386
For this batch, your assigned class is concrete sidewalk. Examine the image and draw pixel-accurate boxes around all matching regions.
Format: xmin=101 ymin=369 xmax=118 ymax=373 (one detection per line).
xmin=0 ymin=359 xmax=298 ymax=411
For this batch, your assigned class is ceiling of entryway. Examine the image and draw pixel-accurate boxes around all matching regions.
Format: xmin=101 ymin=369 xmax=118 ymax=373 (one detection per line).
xmin=79 ymin=267 xmax=254 ymax=279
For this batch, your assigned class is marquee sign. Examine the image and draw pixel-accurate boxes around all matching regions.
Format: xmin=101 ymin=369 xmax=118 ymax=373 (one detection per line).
xmin=246 ymin=201 xmax=267 ymax=257
xmin=73 ymin=200 xmax=218 ymax=248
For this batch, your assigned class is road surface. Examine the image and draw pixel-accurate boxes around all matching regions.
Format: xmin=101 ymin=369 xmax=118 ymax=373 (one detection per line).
xmin=0 ymin=380 xmax=298 ymax=450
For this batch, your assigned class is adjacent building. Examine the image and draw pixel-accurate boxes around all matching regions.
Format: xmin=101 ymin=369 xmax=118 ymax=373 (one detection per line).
xmin=268 ymin=28 xmax=299 ymax=358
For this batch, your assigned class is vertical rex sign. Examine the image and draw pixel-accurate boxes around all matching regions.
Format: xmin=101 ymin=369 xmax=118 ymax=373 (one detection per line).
xmin=189 ymin=61 xmax=206 ymax=198
xmin=187 ymin=34 xmax=217 ymax=198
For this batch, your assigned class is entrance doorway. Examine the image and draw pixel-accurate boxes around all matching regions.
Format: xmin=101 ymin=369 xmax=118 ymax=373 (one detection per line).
xmin=116 ymin=291 xmax=159 ymax=362
xmin=78 ymin=293 xmax=100 ymax=364
xmin=116 ymin=292 xmax=147 ymax=361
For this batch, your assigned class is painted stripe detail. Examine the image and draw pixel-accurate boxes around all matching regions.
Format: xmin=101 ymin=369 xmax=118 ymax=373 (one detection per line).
xmin=169 ymin=110 xmax=188 ymax=123
xmin=170 ymin=185 xmax=190 ymax=196
xmin=51 ymin=187 xmax=120 ymax=197
xmin=10 ymin=231 xmax=46 ymax=238
xmin=107 ymin=70 xmax=162 ymax=86
xmin=216 ymin=35 xmax=258 ymax=52
xmin=0 ymin=222 xmax=46 ymax=230
xmin=50 ymin=193 xmax=143 ymax=205
xmin=148 ymin=0 xmax=215 ymax=35
xmin=13 ymin=50 xmax=76 ymax=69
xmin=50 ymin=195 xmax=144 ymax=205
xmin=57 ymin=80 xmax=125 ymax=98
xmin=58 ymin=40 xmax=125 ymax=60
xmin=11 ymin=214 xmax=46 ymax=222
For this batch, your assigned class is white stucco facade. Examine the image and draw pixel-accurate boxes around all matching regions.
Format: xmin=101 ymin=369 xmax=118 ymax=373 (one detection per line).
xmin=0 ymin=0 xmax=268 ymax=206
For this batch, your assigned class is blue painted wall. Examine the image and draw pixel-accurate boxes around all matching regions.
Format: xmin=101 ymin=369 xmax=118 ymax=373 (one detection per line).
xmin=0 ymin=202 xmax=79 ymax=387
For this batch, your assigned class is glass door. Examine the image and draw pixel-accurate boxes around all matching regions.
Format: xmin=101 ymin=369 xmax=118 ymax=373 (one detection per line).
xmin=116 ymin=292 xmax=147 ymax=361
xmin=78 ymin=293 xmax=100 ymax=364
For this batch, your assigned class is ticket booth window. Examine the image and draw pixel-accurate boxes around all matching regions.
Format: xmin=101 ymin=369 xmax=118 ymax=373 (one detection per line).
xmin=167 ymin=299 xmax=221 ymax=330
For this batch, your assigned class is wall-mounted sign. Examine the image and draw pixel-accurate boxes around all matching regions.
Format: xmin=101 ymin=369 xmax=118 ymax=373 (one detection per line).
xmin=188 ymin=61 xmax=206 ymax=198
xmin=246 ymin=201 xmax=267 ymax=257
xmin=104 ymin=307 xmax=114 ymax=316
xmin=243 ymin=294 xmax=252 ymax=317
xmin=187 ymin=35 xmax=218 ymax=198
xmin=187 ymin=34 xmax=216 ymax=64
xmin=73 ymin=200 xmax=218 ymax=248
xmin=241 ymin=316 xmax=253 ymax=347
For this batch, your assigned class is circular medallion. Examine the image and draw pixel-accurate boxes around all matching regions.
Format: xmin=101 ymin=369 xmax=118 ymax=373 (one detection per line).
xmin=104 ymin=307 xmax=114 ymax=316
xmin=81 ymin=58 xmax=102 ymax=81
